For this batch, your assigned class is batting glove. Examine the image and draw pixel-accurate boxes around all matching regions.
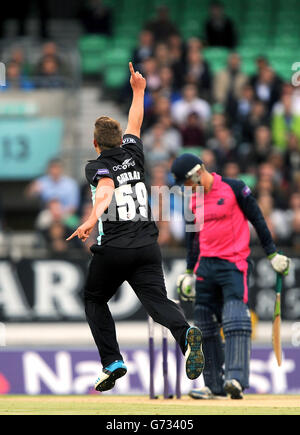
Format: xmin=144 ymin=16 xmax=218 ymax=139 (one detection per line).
xmin=177 ymin=270 xmax=196 ymax=302
xmin=268 ymin=252 xmax=290 ymax=275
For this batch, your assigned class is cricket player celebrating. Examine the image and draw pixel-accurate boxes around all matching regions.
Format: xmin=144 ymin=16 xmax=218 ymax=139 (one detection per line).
xmin=172 ymin=153 xmax=290 ymax=399
xmin=67 ymin=64 xmax=204 ymax=393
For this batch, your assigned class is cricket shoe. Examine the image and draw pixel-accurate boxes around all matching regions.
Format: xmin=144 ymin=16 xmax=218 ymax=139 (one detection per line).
xmin=189 ymin=387 xmax=227 ymax=400
xmin=185 ymin=326 xmax=205 ymax=380
xmin=224 ymin=379 xmax=244 ymax=399
xmin=95 ymin=360 xmax=127 ymax=392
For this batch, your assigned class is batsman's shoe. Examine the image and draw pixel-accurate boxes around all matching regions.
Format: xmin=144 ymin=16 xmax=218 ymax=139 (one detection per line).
xmin=185 ymin=326 xmax=205 ymax=380
xmin=224 ymin=379 xmax=244 ymax=400
xmin=189 ymin=387 xmax=227 ymax=400
xmin=95 ymin=360 xmax=127 ymax=392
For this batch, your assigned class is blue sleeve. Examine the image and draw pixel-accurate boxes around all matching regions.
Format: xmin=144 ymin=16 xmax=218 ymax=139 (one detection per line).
xmin=186 ymin=230 xmax=200 ymax=271
xmin=223 ymin=178 xmax=277 ymax=256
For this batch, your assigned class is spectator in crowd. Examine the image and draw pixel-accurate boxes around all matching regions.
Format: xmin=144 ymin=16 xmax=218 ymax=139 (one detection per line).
xmin=36 ymin=56 xmax=66 ymax=88
xmin=204 ymin=1 xmax=237 ymax=48
xmin=79 ymin=0 xmax=112 ymax=35
xmin=207 ymin=126 xmax=237 ymax=170
xmin=144 ymin=5 xmax=179 ymax=43
xmin=143 ymin=121 xmax=180 ymax=167
xmin=222 ymin=161 xmax=240 ymax=178
xmin=167 ymin=34 xmax=186 ymax=89
xmin=246 ymin=125 xmax=273 ymax=166
xmin=35 ymin=41 xmax=69 ymax=77
xmin=184 ymin=48 xmax=212 ymax=101
xmin=239 ymin=99 xmax=269 ymax=143
xmin=251 ymin=66 xmax=282 ymax=113
xmin=201 ymin=148 xmax=218 ymax=172
xmin=132 ymin=30 xmax=154 ymax=72
xmin=35 ymin=199 xmax=81 ymax=253
xmin=7 ymin=46 xmax=31 ymax=76
xmin=149 ymin=164 xmax=172 ymax=246
xmin=250 ymin=192 xmax=278 ymax=243
xmin=158 ymin=66 xmax=181 ymax=103
xmin=171 ymin=83 xmax=211 ymax=127
xmin=153 ymin=42 xmax=172 ymax=69
xmin=142 ymin=57 xmax=161 ymax=94
xmin=0 ymin=60 xmax=34 ymax=91
xmin=26 ymin=158 xmax=80 ymax=216
xmin=180 ymin=112 xmax=206 ymax=148
xmin=284 ymin=133 xmax=300 ymax=181
xmin=213 ymin=53 xmax=248 ymax=107
xmin=144 ymin=94 xmax=172 ymax=131
xmin=291 ymin=210 xmax=300 ymax=252
xmin=271 ymin=89 xmax=300 ymax=150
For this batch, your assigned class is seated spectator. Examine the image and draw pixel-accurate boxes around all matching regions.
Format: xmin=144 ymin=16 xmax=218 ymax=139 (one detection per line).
xmin=1 ymin=61 xmax=34 ymax=91
xmin=254 ymin=162 xmax=286 ymax=208
xmin=207 ymin=126 xmax=237 ymax=170
xmin=201 ymin=148 xmax=218 ymax=172
xmin=142 ymin=57 xmax=161 ymax=94
xmin=35 ymin=199 xmax=81 ymax=253
xmin=252 ymin=66 xmax=282 ymax=113
xmin=144 ymin=94 xmax=172 ymax=131
xmin=222 ymin=161 xmax=240 ymax=178
xmin=246 ymin=125 xmax=273 ymax=166
xmin=250 ymin=193 xmax=279 ymax=242
xmin=229 ymin=83 xmax=255 ymax=126
xmin=186 ymin=37 xmax=204 ymax=53
xmin=26 ymin=158 xmax=80 ymax=215
xmin=291 ymin=210 xmax=300 ymax=252
xmin=180 ymin=112 xmax=205 ymax=147
xmin=35 ymin=41 xmax=69 ymax=77
xmin=153 ymin=42 xmax=171 ymax=69
xmin=204 ymin=1 xmax=237 ymax=48
xmin=36 ymin=56 xmax=66 ymax=89
xmin=167 ymin=34 xmax=186 ymax=89
xmin=284 ymin=133 xmax=300 ymax=181
xmin=149 ymin=163 xmax=173 ymax=246
xmin=239 ymin=99 xmax=269 ymax=143
xmin=250 ymin=56 xmax=270 ymax=87
xmin=271 ymin=90 xmax=300 ymax=150
xmin=8 ymin=46 xmax=31 ymax=75
xmin=132 ymin=30 xmax=154 ymax=72
xmin=143 ymin=122 xmax=180 ymax=166
xmin=213 ymin=53 xmax=248 ymax=106
xmin=144 ymin=5 xmax=179 ymax=43
xmin=184 ymin=49 xmax=212 ymax=101
xmin=171 ymin=83 xmax=211 ymax=127
xmin=158 ymin=66 xmax=181 ymax=103
xmin=78 ymin=0 xmax=112 ymax=35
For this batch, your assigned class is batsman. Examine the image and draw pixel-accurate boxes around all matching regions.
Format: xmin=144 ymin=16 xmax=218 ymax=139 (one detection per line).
xmin=172 ymin=154 xmax=290 ymax=399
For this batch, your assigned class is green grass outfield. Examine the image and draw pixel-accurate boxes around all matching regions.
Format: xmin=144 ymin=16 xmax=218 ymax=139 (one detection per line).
xmin=0 ymin=395 xmax=300 ymax=415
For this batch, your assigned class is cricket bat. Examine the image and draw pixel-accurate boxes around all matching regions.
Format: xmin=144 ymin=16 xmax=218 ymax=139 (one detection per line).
xmin=272 ymin=272 xmax=283 ymax=366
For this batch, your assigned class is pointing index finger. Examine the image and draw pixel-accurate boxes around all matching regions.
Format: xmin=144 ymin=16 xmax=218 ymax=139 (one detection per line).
xmin=129 ymin=62 xmax=135 ymax=76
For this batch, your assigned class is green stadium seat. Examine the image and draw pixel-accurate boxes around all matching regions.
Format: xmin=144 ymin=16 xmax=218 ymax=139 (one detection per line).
xmin=103 ymin=48 xmax=131 ymax=68
xmin=78 ymin=35 xmax=109 ymax=53
xmin=103 ymin=66 xmax=129 ymax=89
xmin=203 ymin=48 xmax=230 ymax=72
xmin=112 ymin=36 xmax=138 ymax=51
xmin=81 ymin=55 xmax=105 ymax=75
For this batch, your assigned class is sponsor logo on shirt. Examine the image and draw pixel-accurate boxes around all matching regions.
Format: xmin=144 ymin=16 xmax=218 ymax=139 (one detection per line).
xmin=93 ymin=168 xmax=110 ymax=180
xmin=122 ymin=137 xmax=137 ymax=145
xmin=113 ymin=158 xmax=136 ymax=171
xmin=242 ymin=185 xmax=251 ymax=197
xmin=217 ymin=198 xmax=225 ymax=205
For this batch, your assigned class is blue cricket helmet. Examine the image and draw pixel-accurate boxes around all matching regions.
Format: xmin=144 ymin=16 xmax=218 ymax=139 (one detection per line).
xmin=171 ymin=153 xmax=203 ymax=185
